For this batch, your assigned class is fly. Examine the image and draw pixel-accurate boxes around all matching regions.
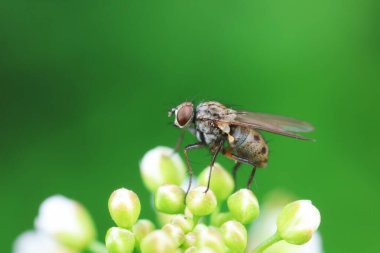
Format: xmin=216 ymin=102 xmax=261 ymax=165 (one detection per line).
xmin=168 ymin=101 xmax=315 ymax=198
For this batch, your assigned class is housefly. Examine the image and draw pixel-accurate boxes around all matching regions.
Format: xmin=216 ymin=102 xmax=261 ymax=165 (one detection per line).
xmin=168 ymin=101 xmax=314 ymax=196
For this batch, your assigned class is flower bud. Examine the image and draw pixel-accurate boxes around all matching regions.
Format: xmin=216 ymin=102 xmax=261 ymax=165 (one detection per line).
xmin=140 ymin=146 xmax=186 ymax=192
xmin=157 ymin=212 xmax=176 ymax=227
xmin=195 ymin=227 xmax=227 ymax=253
xmin=182 ymin=232 xmax=196 ymax=249
xmin=171 ymin=215 xmax=194 ymax=233
xmin=162 ymin=223 xmax=185 ymax=246
xmin=227 ymin=189 xmax=259 ymax=224
xmin=198 ymin=163 xmax=234 ymax=202
xmin=34 ymin=195 xmax=96 ymax=250
xmin=13 ymin=231 xmax=78 ymax=253
xmin=108 ymin=188 xmax=141 ymax=229
xmin=210 ymin=212 xmax=233 ymax=227
xmin=140 ymin=230 xmax=177 ymax=253
xmin=132 ymin=219 xmax=155 ymax=250
xmin=186 ymin=186 xmax=217 ymax=217
xmin=220 ymin=221 xmax=247 ymax=253
xmin=184 ymin=246 xmax=197 ymax=253
xmin=155 ymin=184 xmax=186 ymax=214
xmin=276 ymin=200 xmax=321 ymax=245
xmin=105 ymin=227 xmax=135 ymax=253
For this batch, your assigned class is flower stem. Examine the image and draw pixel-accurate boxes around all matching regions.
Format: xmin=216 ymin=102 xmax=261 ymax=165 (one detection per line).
xmin=252 ymin=232 xmax=282 ymax=253
xmin=88 ymin=241 xmax=107 ymax=253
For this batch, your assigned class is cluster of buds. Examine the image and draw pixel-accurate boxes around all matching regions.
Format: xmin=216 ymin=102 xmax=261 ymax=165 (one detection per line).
xmin=12 ymin=146 xmax=322 ymax=253
xmin=105 ymin=146 xmax=322 ymax=253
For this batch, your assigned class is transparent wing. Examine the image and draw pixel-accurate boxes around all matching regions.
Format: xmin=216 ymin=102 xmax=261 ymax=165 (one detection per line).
xmin=238 ymin=112 xmax=314 ymax=132
xmin=212 ymin=111 xmax=315 ymax=141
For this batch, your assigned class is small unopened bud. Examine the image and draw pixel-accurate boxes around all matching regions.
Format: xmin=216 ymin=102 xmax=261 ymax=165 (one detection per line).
xmin=182 ymin=232 xmax=196 ymax=249
xmin=140 ymin=230 xmax=177 ymax=253
xmin=220 ymin=220 xmax=247 ymax=253
xmin=198 ymin=163 xmax=234 ymax=202
xmin=210 ymin=212 xmax=233 ymax=227
xmin=155 ymin=184 xmax=186 ymax=214
xmin=34 ymin=195 xmax=96 ymax=250
xmin=227 ymin=189 xmax=260 ymax=224
xmin=171 ymin=215 xmax=194 ymax=233
xmin=108 ymin=188 xmax=141 ymax=229
xmin=162 ymin=223 xmax=185 ymax=246
xmin=195 ymin=227 xmax=227 ymax=253
xmin=186 ymin=186 xmax=217 ymax=217
xmin=105 ymin=227 xmax=135 ymax=253
xmin=132 ymin=219 xmax=155 ymax=250
xmin=140 ymin=146 xmax=186 ymax=192
xmin=276 ymin=200 xmax=321 ymax=245
xmin=184 ymin=246 xmax=197 ymax=253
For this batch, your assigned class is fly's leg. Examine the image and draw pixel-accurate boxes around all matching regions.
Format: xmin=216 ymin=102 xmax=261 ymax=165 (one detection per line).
xmin=174 ymin=129 xmax=186 ymax=153
xmin=184 ymin=142 xmax=206 ymax=202
xmin=247 ymin=166 xmax=257 ymax=190
xmin=231 ymin=162 xmax=242 ymax=189
xmin=222 ymin=148 xmax=257 ymax=190
xmin=204 ymin=140 xmax=224 ymax=193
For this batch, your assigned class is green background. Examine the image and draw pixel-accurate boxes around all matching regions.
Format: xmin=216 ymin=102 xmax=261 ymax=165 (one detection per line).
xmin=1 ymin=0 xmax=379 ymax=252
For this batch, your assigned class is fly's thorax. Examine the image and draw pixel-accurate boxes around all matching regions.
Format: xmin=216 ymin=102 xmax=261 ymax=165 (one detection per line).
xmin=195 ymin=101 xmax=236 ymax=146
xmin=229 ymin=126 xmax=269 ymax=168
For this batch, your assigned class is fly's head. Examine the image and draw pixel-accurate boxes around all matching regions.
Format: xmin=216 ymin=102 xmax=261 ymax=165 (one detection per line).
xmin=168 ymin=102 xmax=194 ymax=128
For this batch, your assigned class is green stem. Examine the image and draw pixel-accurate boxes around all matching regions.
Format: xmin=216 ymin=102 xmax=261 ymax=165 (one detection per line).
xmin=88 ymin=241 xmax=107 ymax=253
xmin=252 ymin=232 xmax=282 ymax=253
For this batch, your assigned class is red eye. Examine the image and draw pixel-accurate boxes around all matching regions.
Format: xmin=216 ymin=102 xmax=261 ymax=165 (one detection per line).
xmin=177 ymin=104 xmax=193 ymax=126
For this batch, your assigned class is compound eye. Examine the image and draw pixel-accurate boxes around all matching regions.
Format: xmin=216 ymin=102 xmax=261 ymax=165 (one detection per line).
xmin=176 ymin=104 xmax=193 ymax=126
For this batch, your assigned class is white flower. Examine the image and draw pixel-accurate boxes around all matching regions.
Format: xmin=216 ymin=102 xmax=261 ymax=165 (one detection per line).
xmin=34 ymin=195 xmax=96 ymax=250
xmin=13 ymin=231 xmax=78 ymax=253
xmin=140 ymin=146 xmax=186 ymax=192
xmin=247 ymin=191 xmax=323 ymax=253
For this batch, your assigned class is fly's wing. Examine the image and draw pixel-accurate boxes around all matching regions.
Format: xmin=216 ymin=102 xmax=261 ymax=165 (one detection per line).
xmin=212 ymin=111 xmax=315 ymax=141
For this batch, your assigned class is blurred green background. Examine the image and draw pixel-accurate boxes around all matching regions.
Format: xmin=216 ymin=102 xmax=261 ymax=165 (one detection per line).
xmin=1 ymin=0 xmax=379 ymax=252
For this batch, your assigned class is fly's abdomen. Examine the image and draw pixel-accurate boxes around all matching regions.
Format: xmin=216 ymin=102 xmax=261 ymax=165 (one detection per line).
xmin=230 ymin=126 xmax=269 ymax=168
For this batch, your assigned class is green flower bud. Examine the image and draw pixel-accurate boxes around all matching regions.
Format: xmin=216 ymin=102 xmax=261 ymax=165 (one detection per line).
xmin=220 ymin=221 xmax=247 ymax=253
xmin=194 ymin=247 xmax=218 ymax=253
xmin=195 ymin=227 xmax=227 ymax=253
xmin=132 ymin=219 xmax=155 ymax=250
xmin=157 ymin=212 xmax=176 ymax=227
xmin=186 ymin=186 xmax=217 ymax=217
xmin=171 ymin=215 xmax=194 ymax=233
xmin=184 ymin=246 xmax=197 ymax=253
xmin=105 ymin=227 xmax=135 ymax=253
xmin=108 ymin=188 xmax=141 ymax=229
xmin=140 ymin=146 xmax=186 ymax=192
xmin=210 ymin=212 xmax=233 ymax=227
xmin=162 ymin=223 xmax=185 ymax=246
xmin=140 ymin=230 xmax=177 ymax=253
xmin=155 ymin=184 xmax=186 ymax=214
xmin=182 ymin=232 xmax=196 ymax=249
xmin=276 ymin=200 xmax=321 ymax=245
xmin=34 ymin=195 xmax=96 ymax=250
xmin=227 ymin=189 xmax=259 ymax=224
xmin=198 ymin=163 xmax=234 ymax=202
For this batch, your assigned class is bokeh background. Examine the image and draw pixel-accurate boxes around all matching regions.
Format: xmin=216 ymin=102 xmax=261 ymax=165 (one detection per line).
xmin=1 ymin=0 xmax=379 ymax=252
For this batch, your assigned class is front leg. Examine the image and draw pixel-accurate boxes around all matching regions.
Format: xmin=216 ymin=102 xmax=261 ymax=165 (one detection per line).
xmin=204 ymin=139 xmax=224 ymax=193
xmin=174 ymin=128 xmax=186 ymax=153
xmin=183 ymin=142 xmax=206 ymax=201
